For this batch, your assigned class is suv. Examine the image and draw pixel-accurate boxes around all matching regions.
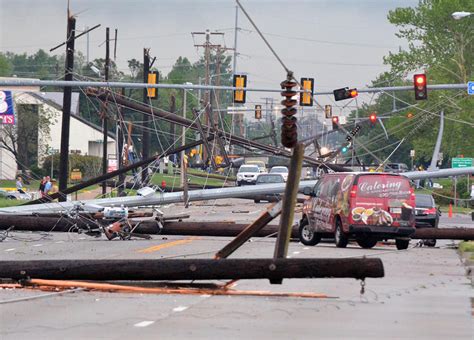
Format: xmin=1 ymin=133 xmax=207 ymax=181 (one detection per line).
xmin=300 ymin=172 xmax=416 ymax=250
xmin=236 ymin=165 xmax=260 ymax=186
xmin=269 ymin=166 xmax=289 ymax=181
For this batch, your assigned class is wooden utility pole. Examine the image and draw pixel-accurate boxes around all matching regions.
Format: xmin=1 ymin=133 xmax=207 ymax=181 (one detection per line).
xmin=142 ymin=48 xmax=150 ymax=185
xmin=50 ymin=10 xmax=99 ymax=201
xmin=192 ymin=30 xmax=224 ymax=165
xmin=101 ymin=27 xmax=110 ymax=195
xmin=117 ymin=88 xmax=126 ymax=197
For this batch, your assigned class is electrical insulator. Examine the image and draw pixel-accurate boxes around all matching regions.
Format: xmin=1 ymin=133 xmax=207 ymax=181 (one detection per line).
xmin=280 ymin=78 xmax=298 ymax=148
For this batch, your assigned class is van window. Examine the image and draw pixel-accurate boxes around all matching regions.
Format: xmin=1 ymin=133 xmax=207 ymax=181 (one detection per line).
xmin=357 ymin=175 xmax=411 ymax=199
xmin=319 ymin=179 xmax=334 ymax=200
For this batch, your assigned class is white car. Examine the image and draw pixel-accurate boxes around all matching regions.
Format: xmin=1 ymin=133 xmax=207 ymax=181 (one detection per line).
xmin=236 ymin=165 xmax=260 ymax=186
xmin=269 ymin=166 xmax=289 ymax=182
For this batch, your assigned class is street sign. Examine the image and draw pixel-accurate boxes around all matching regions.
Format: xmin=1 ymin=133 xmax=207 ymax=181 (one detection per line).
xmin=410 ymin=149 xmax=415 ymax=158
xmin=70 ymin=169 xmax=82 ymax=181
xmin=468 ymin=81 xmax=474 ymax=95
xmin=0 ymin=90 xmax=15 ymax=125
xmin=451 ymin=157 xmax=473 ymax=168
xmin=107 ymin=159 xmax=118 ymax=173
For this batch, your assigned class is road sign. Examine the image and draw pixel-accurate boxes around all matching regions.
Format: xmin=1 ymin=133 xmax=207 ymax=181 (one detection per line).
xmin=0 ymin=90 xmax=15 ymax=125
xmin=107 ymin=159 xmax=118 ymax=173
xmin=468 ymin=81 xmax=474 ymax=95
xmin=70 ymin=169 xmax=82 ymax=181
xmin=410 ymin=149 xmax=415 ymax=158
xmin=451 ymin=157 xmax=473 ymax=168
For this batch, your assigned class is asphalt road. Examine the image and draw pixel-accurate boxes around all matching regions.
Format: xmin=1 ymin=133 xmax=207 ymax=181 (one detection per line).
xmin=0 ymin=199 xmax=473 ymax=339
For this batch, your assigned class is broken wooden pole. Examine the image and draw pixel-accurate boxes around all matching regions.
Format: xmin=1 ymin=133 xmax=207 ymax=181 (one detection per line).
xmin=412 ymin=228 xmax=474 ymax=240
xmin=215 ymin=201 xmax=282 ymax=259
xmin=0 ymin=258 xmax=384 ymax=281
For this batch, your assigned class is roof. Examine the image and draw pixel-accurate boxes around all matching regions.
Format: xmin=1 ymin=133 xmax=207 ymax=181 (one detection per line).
xmin=28 ymin=92 xmax=115 ymax=139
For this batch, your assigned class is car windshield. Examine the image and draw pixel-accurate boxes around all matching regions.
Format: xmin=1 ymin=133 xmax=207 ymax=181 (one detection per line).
xmin=415 ymin=194 xmax=434 ymax=207
xmin=238 ymin=166 xmax=259 ymax=173
xmin=270 ymin=167 xmax=288 ymax=173
xmin=256 ymin=175 xmax=284 ymax=183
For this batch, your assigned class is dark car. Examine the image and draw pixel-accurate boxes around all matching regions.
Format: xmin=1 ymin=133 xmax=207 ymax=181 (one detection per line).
xmin=253 ymin=173 xmax=285 ymax=203
xmin=415 ymin=193 xmax=441 ymax=247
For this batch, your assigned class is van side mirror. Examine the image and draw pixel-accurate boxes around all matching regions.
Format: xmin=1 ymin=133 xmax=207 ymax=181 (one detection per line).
xmin=303 ymin=187 xmax=313 ymax=196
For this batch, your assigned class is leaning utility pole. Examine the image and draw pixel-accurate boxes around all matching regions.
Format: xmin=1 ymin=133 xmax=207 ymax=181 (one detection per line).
xmin=58 ymin=14 xmax=76 ymax=201
xmin=101 ymin=27 xmax=110 ymax=195
xmin=142 ymin=48 xmax=151 ymax=184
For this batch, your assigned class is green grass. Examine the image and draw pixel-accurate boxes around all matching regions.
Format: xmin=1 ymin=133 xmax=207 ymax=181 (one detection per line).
xmin=150 ymin=171 xmax=230 ymax=187
xmin=459 ymin=241 xmax=474 ymax=253
xmin=0 ymin=198 xmax=24 ymax=208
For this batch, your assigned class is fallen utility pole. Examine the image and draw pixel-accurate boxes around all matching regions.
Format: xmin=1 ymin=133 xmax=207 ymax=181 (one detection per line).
xmin=87 ymin=89 xmax=350 ymax=172
xmin=0 ymin=217 xmax=296 ymax=238
xmin=412 ymin=228 xmax=474 ymax=240
xmin=0 ymin=258 xmax=384 ymax=281
xmin=24 ymin=137 xmax=212 ymax=205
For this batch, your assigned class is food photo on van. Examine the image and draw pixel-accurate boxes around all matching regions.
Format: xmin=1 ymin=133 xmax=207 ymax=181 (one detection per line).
xmin=300 ymin=172 xmax=416 ymax=250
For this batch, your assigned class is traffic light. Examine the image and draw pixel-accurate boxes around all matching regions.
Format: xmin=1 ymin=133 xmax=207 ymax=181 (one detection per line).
xmin=332 ymin=116 xmax=339 ymax=130
xmin=324 ymin=105 xmax=332 ymax=119
xmin=413 ymin=74 xmax=427 ymax=100
xmin=407 ymin=112 xmax=414 ymax=119
xmin=255 ymin=104 xmax=262 ymax=119
xmin=233 ymin=74 xmax=247 ymax=103
xmin=299 ymin=77 xmax=314 ymax=106
xmin=333 ymin=87 xmax=358 ymax=101
xmin=369 ymin=112 xmax=377 ymax=125
xmin=341 ymin=146 xmax=348 ymax=153
xmin=146 ymin=71 xmax=159 ymax=99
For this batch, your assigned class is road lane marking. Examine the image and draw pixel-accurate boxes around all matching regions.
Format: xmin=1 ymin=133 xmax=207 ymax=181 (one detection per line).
xmin=172 ymin=306 xmax=188 ymax=313
xmin=137 ymin=237 xmax=198 ymax=254
xmin=4 ymin=248 xmax=15 ymax=252
xmin=33 ymin=244 xmax=43 ymax=247
xmin=303 ymin=247 xmax=310 ymax=250
xmin=292 ymin=251 xmax=300 ymax=255
xmin=55 ymin=241 xmax=64 ymax=244
xmin=134 ymin=321 xmax=155 ymax=328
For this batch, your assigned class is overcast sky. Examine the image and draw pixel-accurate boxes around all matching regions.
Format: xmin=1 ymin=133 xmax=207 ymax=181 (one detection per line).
xmin=0 ymin=0 xmax=417 ymax=112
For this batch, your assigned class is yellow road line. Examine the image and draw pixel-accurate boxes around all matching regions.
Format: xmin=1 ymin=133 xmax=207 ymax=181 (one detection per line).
xmin=137 ymin=237 xmax=198 ymax=254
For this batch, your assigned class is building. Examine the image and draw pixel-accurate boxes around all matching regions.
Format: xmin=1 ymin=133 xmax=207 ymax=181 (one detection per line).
xmin=0 ymin=91 xmax=116 ymax=179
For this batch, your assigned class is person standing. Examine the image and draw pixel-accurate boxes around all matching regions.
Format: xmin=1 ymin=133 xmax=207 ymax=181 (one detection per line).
xmin=39 ymin=177 xmax=46 ymax=197
xmin=43 ymin=176 xmax=52 ymax=196
xmin=16 ymin=176 xmax=25 ymax=194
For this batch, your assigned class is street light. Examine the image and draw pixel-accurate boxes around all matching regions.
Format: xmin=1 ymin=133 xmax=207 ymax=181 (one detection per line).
xmin=452 ymin=11 xmax=472 ymax=20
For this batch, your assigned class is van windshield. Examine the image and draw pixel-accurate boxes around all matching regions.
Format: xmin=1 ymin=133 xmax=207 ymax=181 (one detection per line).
xmin=357 ymin=175 xmax=411 ymax=199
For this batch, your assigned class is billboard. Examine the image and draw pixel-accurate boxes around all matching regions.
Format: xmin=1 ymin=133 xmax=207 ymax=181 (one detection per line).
xmin=0 ymin=90 xmax=15 ymax=125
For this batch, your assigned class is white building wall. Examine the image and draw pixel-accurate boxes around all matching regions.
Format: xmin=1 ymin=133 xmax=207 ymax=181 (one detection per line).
xmin=0 ymin=92 xmax=116 ymax=179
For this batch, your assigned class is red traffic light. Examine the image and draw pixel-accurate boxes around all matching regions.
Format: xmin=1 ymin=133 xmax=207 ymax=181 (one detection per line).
xmin=413 ymin=74 xmax=427 ymax=100
xmin=332 ymin=116 xmax=339 ymax=130
xmin=414 ymin=74 xmax=426 ymax=86
xmin=332 ymin=116 xmax=339 ymax=123
xmin=369 ymin=113 xmax=377 ymax=123
xmin=349 ymin=89 xmax=358 ymax=98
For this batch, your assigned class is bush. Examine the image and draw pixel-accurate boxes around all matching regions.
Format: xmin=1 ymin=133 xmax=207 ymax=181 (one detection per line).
xmin=41 ymin=154 xmax=102 ymax=180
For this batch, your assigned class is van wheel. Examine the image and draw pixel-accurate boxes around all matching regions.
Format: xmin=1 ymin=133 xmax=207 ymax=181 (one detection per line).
xmin=299 ymin=218 xmax=320 ymax=246
xmin=396 ymin=239 xmax=410 ymax=250
xmin=334 ymin=219 xmax=348 ymax=248
xmin=356 ymin=238 xmax=378 ymax=249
